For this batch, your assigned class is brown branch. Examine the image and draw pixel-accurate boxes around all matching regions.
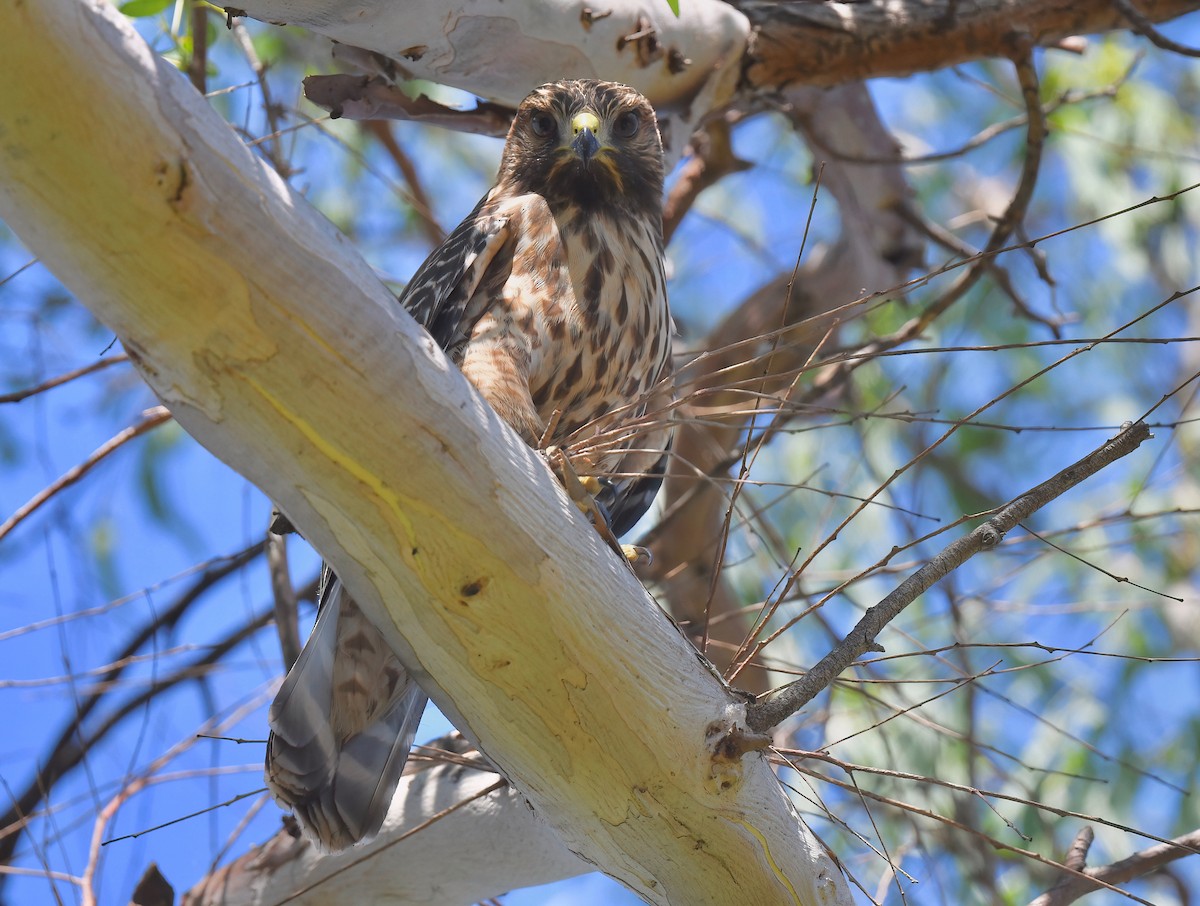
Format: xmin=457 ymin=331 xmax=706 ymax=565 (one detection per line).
xmin=360 ymin=119 xmax=446 ymax=246
xmin=228 ymin=15 xmax=290 ymax=176
xmin=187 ymin=0 xmax=208 ymax=94
xmin=3 ymin=609 xmax=282 ymax=860
xmin=83 ymin=701 xmax=270 ymax=906
xmin=1114 ymin=0 xmax=1200 ymax=56
xmin=746 ymin=421 xmax=1153 ymax=732
xmin=0 ymin=353 xmax=129 ymax=404
xmin=1028 ymin=826 xmax=1200 ymax=906
xmin=725 ymin=285 xmax=1191 ymax=684
xmin=894 ymin=201 xmax=1064 ymax=336
xmin=902 ymin=36 xmax=1046 ymax=336
xmin=0 ymin=406 xmax=172 ymax=543
xmin=662 ymin=118 xmax=750 ymax=245
xmin=266 ymin=530 xmax=302 ymax=671
xmin=783 ymin=750 xmax=1193 ymax=848
xmin=303 ymin=75 xmax=514 ymax=137
xmin=736 ymin=0 xmax=1200 ymax=90
xmin=780 ymin=758 xmax=1165 ymax=906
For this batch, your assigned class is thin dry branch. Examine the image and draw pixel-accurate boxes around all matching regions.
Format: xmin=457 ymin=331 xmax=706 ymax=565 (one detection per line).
xmin=303 ymin=75 xmax=513 ymax=136
xmin=1029 ymin=826 xmax=1200 ymax=906
xmin=81 ymin=701 xmax=269 ymax=906
xmin=0 ymin=353 xmax=129 ymax=404
xmin=662 ymin=117 xmax=750 ymax=244
xmin=900 ymin=38 xmax=1046 ymax=336
xmin=785 ymin=749 xmax=1193 ymax=850
xmin=4 ymin=608 xmax=283 ymax=862
xmin=360 ymin=119 xmax=445 ymax=246
xmin=1114 ymin=0 xmax=1200 ymax=57
xmin=187 ymin=0 xmax=207 ymax=94
xmin=228 ymin=14 xmax=290 ymax=176
xmin=266 ymin=529 xmax=302 ymax=671
xmin=647 ymin=82 xmax=923 ymax=692
xmin=778 ymin=762 xmax=1164 ymax=906
xmin=746 ymin=421 xmax=1153 ymax=732
xmin=0 ymin=406 xmax=172 ymax=542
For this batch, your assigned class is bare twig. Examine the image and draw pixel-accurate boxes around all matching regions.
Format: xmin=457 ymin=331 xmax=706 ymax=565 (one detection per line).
xmin=648 ymin=83 xmax=923 ymax=692
xmin=0 ymin=353 xmax=129 ymax=404
xmin=1114 ymin=0 xmax=1200 ymax=57
xmin=785 ymin=749 xmax=1193 ymax=849
xmin=303 ymin=75 xmax=514 ymax=136
xmin=0 ymin=407 xmax=172 ymax=542
xmin=779 ymin=760 xmax=1164 ymax=906
xmin=1028 ymin=826 xmax=1200 ymax=906
xmin=266 ymin=529 xmax=302 ymax=671
xmin=80 ymin=700 xmax=268 ymax=906
xmin=901 ymin=36 xmax=1046 ymax=336
xmin=228 ymin=15 xmax=290 ymax=175
xmin=746 ymin=421 xmax=1153 ymax=731
xmin=894 ymin=201 xmax=1063 ymax=336
xmin=662 ymin=118 xmax=751 ymax=244
xmin=187 ymin=0 xmax=207 ymax=94
xmin=361 ymin=119 xmax=446 ymax=246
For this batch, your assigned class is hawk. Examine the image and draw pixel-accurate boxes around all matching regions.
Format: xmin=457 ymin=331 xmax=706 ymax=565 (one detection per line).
xmin=265 ymin=79 xmax=673 ymax=850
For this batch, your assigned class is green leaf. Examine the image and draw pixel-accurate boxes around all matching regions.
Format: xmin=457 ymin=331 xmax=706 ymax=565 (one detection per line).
xmin=665 ymin=0 xmax=680 ymax=16
xmin=119 ymin=0 xmax=173 ymax=18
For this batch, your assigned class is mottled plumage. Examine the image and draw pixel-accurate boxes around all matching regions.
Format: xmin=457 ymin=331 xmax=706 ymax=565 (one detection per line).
xmin=266 ymin=79 xmax=673 ymax=850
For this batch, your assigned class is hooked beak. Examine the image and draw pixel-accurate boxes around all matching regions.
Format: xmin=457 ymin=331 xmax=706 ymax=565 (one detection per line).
xmin=571 ymin=111 xmax=601 ymax=165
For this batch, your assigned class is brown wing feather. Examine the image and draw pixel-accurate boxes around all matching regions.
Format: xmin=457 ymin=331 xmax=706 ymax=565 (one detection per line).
xmin=402 ymin=194 xmax=512 ymax=353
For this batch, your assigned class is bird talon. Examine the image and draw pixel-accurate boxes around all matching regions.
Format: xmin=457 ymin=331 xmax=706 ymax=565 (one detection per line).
xmin=621 ymin=544 xmax=652 ymax=566
xmin=547 ymin=446 xmax=628 ymax=560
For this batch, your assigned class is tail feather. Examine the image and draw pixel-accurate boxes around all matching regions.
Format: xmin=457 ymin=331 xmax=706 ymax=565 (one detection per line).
xmin=265 ymin=573 xmax=427 ymax=851
xmin=598 ymin=447 xmax=669 ymax=538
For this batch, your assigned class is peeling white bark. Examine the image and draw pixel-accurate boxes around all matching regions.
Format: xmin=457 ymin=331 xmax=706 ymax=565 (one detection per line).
xmin=233 ymin=0 xmax=748 ymax=107
xmin=186 ymin=757 xmax=588 ymax=905
xmin=0 ymin=1 xmax=849 ymax=903
xmin=234 ymin=0 xmax=750 ymax=156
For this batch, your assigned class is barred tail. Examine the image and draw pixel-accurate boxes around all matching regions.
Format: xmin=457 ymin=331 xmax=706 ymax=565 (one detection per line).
xmin=265 ymin=574 xmax=427 ymax=851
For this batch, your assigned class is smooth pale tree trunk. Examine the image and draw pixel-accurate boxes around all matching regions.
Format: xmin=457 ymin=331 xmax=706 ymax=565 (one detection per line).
xmin=0 ymin=1 xmax=851 ymax=904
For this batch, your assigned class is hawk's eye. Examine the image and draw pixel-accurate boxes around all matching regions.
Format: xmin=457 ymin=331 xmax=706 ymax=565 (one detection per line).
xmin=530 ymin=112 xmax=556 ymax=138
xmin=613 ymin=111 xmax=640 ymax=138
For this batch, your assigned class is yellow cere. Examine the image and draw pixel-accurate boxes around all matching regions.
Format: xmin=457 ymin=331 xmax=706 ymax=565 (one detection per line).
xmin=571 ymin=111 xmax=601 ymax=137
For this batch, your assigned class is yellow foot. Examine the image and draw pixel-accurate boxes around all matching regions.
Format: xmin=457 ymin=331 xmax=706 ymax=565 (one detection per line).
xmin=546 ymin=446 xmax=638 ymax=563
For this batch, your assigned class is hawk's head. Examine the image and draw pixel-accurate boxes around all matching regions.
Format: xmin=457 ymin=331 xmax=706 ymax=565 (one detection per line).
xmin=498 ymin=80 xmax=664 ymax=220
